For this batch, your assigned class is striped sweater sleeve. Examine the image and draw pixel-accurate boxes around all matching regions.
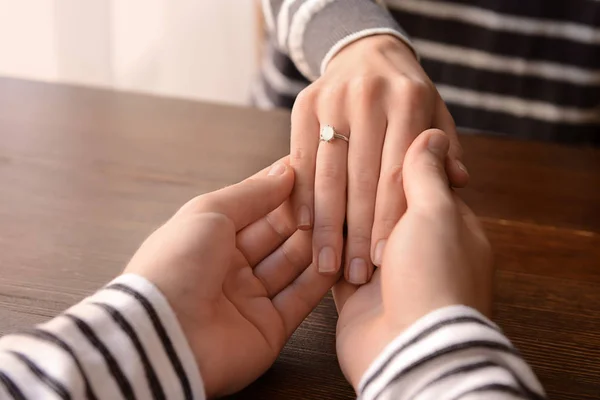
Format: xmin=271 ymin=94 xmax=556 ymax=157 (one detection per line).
xmin=358 ymin=305 xmax=546 ymax=400
xmin=262 ymin=0 xmax=416 ymax=80
xmin=0 ymin=274 xmax=205 ymax=400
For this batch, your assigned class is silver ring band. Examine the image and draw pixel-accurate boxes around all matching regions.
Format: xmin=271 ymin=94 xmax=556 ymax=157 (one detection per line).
xmin=320 ymin=125 xmax=349 ymax=143
xmin=332 ymin=132 xmax=349 ymax=142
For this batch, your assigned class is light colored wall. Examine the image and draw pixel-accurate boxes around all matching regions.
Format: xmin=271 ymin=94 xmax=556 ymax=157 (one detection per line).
xmin=0 ymin=0 xmax=257 ymax=105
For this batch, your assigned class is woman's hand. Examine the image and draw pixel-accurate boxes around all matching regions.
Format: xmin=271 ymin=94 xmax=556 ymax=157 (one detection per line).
xmin=290 ymin=35 xmax=468 ymax=285
xmin=124 ymin=159 xmax=339 ymax=398
xmin=333 ymin=129 xmax=492 ymax=389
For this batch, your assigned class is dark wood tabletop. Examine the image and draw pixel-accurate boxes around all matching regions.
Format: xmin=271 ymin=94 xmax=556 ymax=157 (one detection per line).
xmin=0 ymin=78 xmax=599 ymax=399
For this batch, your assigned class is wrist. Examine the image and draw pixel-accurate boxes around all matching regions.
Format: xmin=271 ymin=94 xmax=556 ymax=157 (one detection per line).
xmin=327 ymin=34 xmax=417 ymax=72
xmin=337 ymin=320 xmax=405 ymax=391
xmin=356 ymin=306 xmax=508 ymax=399
xmin=359 ymin=34 xmax=416 ymax=55
xmin=91 ymin=274 xmax=206 ymax=398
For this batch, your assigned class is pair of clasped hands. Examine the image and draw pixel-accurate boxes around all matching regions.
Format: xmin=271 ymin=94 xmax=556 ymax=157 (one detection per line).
xmin=124 ymin=36 xmax=492 ymax=397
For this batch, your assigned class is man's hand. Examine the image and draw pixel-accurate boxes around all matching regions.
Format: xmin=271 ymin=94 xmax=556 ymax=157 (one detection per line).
xmin=333 ymin=129 xmax=493 ymax=389
xmin=124 ymin=159 xmax=339 ymax=398
xmin=290 ymin=34 xmax=468 ymax=285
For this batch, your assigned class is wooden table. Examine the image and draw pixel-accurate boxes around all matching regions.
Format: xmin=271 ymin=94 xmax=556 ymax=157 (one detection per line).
xmin=0 ymin=78 xmax=599 ymax=399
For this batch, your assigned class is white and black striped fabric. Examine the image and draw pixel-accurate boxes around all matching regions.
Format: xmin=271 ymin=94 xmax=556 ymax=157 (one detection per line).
xmin=0 ymin=274 xmax=205 ymax=400
xmin=255 ymin=0 xmax=600 ymax=145
xmin=357 ymin=306 xmax=546 ymax=400
xmin=0 ymin=276 xmax=545 ymax=399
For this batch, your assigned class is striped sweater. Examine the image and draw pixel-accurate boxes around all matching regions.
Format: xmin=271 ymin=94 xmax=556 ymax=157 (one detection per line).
xmin=254 ymin=0 xmax=600 ymax=145
xmin=0 ymin=274 xmax=545 ymax=399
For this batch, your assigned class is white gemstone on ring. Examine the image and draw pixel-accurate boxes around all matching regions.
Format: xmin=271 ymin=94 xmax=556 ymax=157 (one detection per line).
xmin=320 ymin=125 xmax=335 ymax=142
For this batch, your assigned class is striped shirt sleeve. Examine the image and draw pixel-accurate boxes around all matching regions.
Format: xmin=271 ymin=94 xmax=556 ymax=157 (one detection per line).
xmin=358 ymin=305 xmax=546 ymax=400
xmin=262 ymin=0 xmax=416 ymax=80
xmin=0 ymin=274 xmax=205 ymax=400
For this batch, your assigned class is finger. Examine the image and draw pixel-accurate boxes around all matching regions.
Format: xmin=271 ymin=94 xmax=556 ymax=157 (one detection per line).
xmin=181 ymin=161 xmax=294 ymax=231
xmin=236 ymin=156 xmax=295 ymax=265
xmin=177 ymin=156 xmax=290 ymax=217
xmin=291 ymin=87 xmax=320 ymax=230
xmin=370 ymin=82 xmax=434 ymax=266
xmin=253 ymin=229 xmax=312 ymax=297
xmin=272 ymin=262 xmax=340 ymax=339
xmin=432 ymin=96 xmax=469 ymax=188
xmin=249 ymin=155 xmax=291 ymax=177
xmin=313 ymin=91 xmax=349 ymax=275
xmin=344 ymin=87 xmax=386 ymax=284
xmin=236 ymin=199 xmax=295 ymax=267
xmin=403 ymin=128 xmax=454 ymax=216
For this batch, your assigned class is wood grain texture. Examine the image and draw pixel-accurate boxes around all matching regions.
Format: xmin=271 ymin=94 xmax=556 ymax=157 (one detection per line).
xmin=0 ymin=78 xmax=599 ymax=399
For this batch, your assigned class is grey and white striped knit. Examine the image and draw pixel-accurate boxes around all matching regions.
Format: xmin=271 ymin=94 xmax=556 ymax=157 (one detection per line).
xmin=0 ymin=274 xmax=545 ymax=399
xmin=254 ymin=0 xmax=600 ymax=145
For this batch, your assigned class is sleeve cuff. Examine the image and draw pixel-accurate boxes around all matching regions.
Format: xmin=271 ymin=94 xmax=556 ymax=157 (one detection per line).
xmin=0 ymin=274 xmax=205 ymax=399
xmin=83 ymin=274 xmax=206 ymax=399
xmin=357 ymin=305 xmax=545 ymax=399
xmin=288 ymin=0 xmax=416 ymax=80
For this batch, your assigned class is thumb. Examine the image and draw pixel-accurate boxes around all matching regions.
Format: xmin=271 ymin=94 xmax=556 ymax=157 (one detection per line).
xmin=403 ymin=129 xmax=454 ymax=215
xmin=179 ymin=159 xmax=295 ymax=231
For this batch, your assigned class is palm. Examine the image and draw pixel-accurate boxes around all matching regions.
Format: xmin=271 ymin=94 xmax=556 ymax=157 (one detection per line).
xmin=212 ymin=247 xmax=289 ymax=376
xmin=126 ymin=161 xmax=340 ymax=397
xmin=171 ymin=207 xmax=338 ymax=397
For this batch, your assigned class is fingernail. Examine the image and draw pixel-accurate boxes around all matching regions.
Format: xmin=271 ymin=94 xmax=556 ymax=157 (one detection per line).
xmin=268 ymin=163 xmax=286 ymax=176
xmin=456 ymin=159 xmax=469 ymax=176
xmin=427 ymin=133 xmax=449 ymax=156
xmin=348 ymin=258 xmax=368 ymax=285
xmin=318 ymin=246 xmax=337 ymax=274
xmin=297 ymin=205 xmax=311 ymax=230
xmin=373 ymin=239 xmax=386 ymax=267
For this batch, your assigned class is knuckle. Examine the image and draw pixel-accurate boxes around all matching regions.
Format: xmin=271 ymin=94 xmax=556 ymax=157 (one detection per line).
xmin=280 ymin=239 xmax=310 ymax=272
xmin=175 ymin=201 xmax=233 ymax=234
xmin=292 ymin=86 xmax=318 ymax=119
xmin=255 ymin=273 xmax=275 ymax=298
xmin=394 ymin=77 xmax=434 ymax=105
xmin=314 ymin=216 xmax=340 ymax=236
xmin=347 ymin=224 xmax=372 ymax=247
xmin=180 ymin=194 xmax=210 ymax=214
xmin=193 ymin=211 xmax=232 ymax=231
xmin=265 ymin=212 xmax=295 ymax=240
xmin=318 ymin=83 xmax=345 ymax=106
xmin=349 ymin=74 xmax=385 ymax=103
xmin=294 ymin=85 xmax=318 ymax=109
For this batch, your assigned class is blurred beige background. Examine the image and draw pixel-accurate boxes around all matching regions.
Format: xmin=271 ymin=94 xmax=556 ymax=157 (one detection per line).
xmin=0 ymin=0 xmax=258 ymax=105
